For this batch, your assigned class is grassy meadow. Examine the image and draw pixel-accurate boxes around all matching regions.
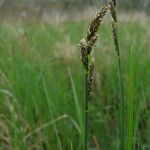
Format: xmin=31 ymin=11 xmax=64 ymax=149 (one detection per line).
xmin=0 ymin=17 xmax=150 ymax=149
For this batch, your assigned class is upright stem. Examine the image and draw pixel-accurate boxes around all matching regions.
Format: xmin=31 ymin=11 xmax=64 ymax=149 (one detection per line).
xmin=84 ymin=56 xmax=89 ymax=150
xmin=113 ymin=20 xmax=125 ymax=150
xmin=118 ymin=55 xmax=125 ymax=150
xmin=110 ymin=0 xmax=125 ymax=148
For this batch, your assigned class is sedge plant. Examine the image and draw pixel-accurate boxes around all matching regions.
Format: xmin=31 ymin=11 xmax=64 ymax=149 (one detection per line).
xmin=80 ymin=0 xmax=135 ymax=149
xmin=109 ymin=0 xmax=126 ymax=149
xmin=79 ymin=5 xmax=108 ymax=150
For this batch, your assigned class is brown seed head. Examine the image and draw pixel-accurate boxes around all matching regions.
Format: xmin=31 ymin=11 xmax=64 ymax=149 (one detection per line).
xmin=109 ymin=0 xmax=117 ymax=22
xmin=86 ymin=5 xmax=109 ymax=41
xmin=88 ymin=62 xmax=95 ymax=101
xmin=112 ymin=0 xmax=116 ymax=7
xmin=80 ymin=5 xmax=108 ymax=69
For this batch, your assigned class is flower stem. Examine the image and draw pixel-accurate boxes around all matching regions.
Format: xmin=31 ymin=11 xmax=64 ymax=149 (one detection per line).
xmin=84 ymin=56 xmax=89 ymax=150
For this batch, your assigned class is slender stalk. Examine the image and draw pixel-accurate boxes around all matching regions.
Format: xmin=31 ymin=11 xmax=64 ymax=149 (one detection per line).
xmin=109 ymin=0 xmax=125 ymax=149
xmin=41 ymin=73 xmax=62 ymax=150
xmin=127 ymin=48 xmax=134 ymax=150
xmin=118 ymin=53 xmax=126 ymax=150
xmin=84 ymin=56 xmax=89 ymax=150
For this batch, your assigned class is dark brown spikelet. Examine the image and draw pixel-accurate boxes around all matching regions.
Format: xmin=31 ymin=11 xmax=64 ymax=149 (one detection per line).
xmin=109 ymin=0 xmax=117 ymax=22
xmin=112 ymin=0 xmax=116 ymax=7
xmin=88 ymin=62 xmax=95 ymax=101
xmin=80 ymin=35 xmax=98 ymax=69
xmin=109 ymin=0 xmax=119 ymax=56
xmin=111 ymin=22 xmax=119 ymax=55
xmin=80 ymin=5 xmax=108 ymax=70
xmin=86 ymin=5 xmax=109 ymax=41
xmin=0 ymin=121 xmax=12 ymax=150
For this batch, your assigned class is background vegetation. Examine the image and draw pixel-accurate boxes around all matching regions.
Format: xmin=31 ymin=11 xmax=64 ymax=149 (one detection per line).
xmin=0 ymin=0 xmax=150 ymax=21
xmin=0 ymin=0 xmax=150 ymax=149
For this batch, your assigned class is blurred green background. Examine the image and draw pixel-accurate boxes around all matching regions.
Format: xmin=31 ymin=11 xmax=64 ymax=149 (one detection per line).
xmin=0 ymin=0 xmax=150 ymax=150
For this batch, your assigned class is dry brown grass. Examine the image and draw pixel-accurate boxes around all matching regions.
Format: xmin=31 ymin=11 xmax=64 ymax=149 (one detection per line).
xmin=0 ymin=120 xmax=11 ymax=150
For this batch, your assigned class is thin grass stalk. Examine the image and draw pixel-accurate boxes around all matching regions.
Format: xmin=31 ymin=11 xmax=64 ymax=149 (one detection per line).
xmin=41 ymin=73 xmax=62 ymax=150
xmin=79 ymin=5 xmax=108 ymax=150
xmin=109 ymin=0 xmax=125 ymax=149
xmin=68 ymin=68 xmax=84 ymax=148
xmin=84 ymin=56 xmax=89 ymax=150
xmin=118 ymin=37 xmax=126 ymax=150
xmin=23 ymin=114 xmax=81 ymax=142
xmin=127 ymin=48 xmax=134 ymax=150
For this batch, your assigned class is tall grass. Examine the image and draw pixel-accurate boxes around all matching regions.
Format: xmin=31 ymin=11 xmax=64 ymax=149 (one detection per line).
xmin=109 ymin=0 xmax=126 ymax=149
xmin=79 ymin=1 xmax=140 ymax=149
xmin=0 ymin=14 xmax=149 ymax=149
xmin=79 ymin=1 xmax=127 ymax=149
xmin=79 ymin=5 xmax=108 ymax=150
xmin=68 ymin=68 xmax=84 ymax=149
xmin=126 ymin=47 xmax=134 ymax=150
xmin=41 ymin=72 xmax=63 ymax=150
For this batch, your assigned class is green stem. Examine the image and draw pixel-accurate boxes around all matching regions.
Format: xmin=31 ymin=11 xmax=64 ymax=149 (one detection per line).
xmin=127 ymin=48 xmax=134 ymax=150
xmin=84 ymin=56 xmax=89 ymax=150
xmin=111 ymin=2 xmax=126 ymax=148
xmin=117 ymin=55 xmax=125 ymax=150
xmin=113 ymin=21 xmax=125 ymax=150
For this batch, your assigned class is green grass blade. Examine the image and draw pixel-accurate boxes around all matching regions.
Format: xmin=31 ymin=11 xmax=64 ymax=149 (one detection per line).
xmin=41 ymin=72 xmax=62 ymax=150
xmin=68 ymin=68 xmax=84 ymax=147
xmin=126 ymin=47 xmax=134 ymax=150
